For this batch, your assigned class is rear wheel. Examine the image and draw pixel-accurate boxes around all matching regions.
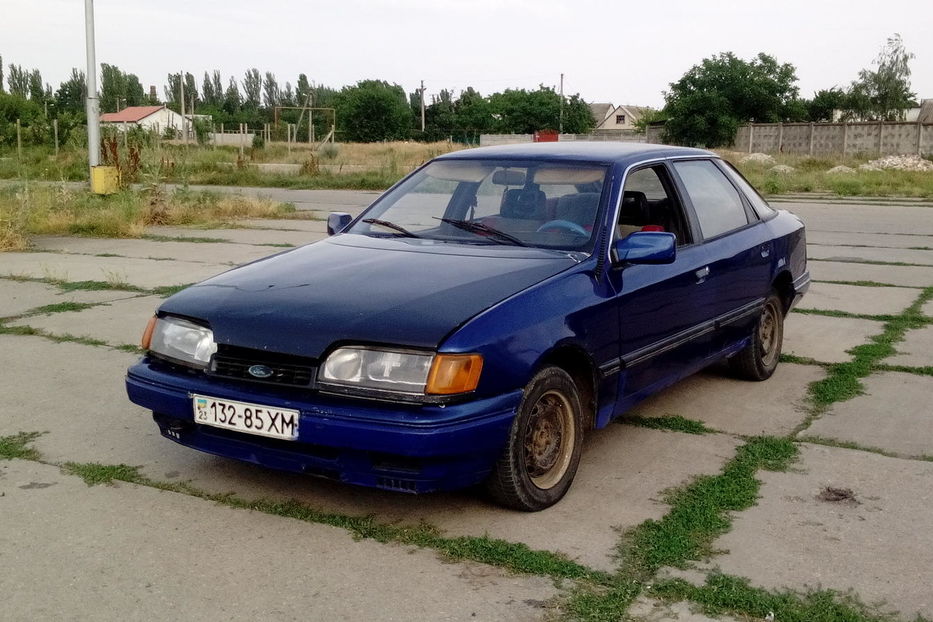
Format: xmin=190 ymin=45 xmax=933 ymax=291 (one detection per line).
xmin=730 ymin=291 xmax=784 ymax=381
xmin=487 ymin=367 xmax=584 ymax=511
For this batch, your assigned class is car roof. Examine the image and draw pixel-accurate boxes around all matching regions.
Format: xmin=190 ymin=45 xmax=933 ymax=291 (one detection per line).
xmin=435 ymin=142 xmax=714 ymax=167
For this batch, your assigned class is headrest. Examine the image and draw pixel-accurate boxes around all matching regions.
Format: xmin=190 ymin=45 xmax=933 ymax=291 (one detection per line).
xmin=501 ymin=189 xmax=546 ymax=220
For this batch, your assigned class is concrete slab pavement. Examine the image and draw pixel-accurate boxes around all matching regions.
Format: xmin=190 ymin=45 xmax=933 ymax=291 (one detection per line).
xmin=145 ymin=225 xmax=321 ymax=247
xmin=805 ymin=372 xmax=933 ymax=458
xmin=887 ymin=325 xmax=933 ymax=368
xmin=0 ymin=460 xmax=558 ymax=622
xmin=237 ymin=218 xmax=329 ymax=232
xmin=784 ymin=202 xmax=933 ymax=236
xmin=625 ymin=364 xmax=823 ymax=436
xmin=806 ymin=230 xmax=933 ymax=249
xmin=807 ymin=244 xmax=933 ymax=266
xmin=628 ymin=597 xmax=742 ymax=622
xmin=807 ymin=260 xmax=933 ymax=288
xmin=32 ymin=236 xmax=278 ymax=265
xmin=784 ymin=313 xmax=883 ymax=363
xmin=0 ymin=279 xmax=138 ymax=318
xmin=796 ymin=282 xmax=918 ymax=316
xmin=0 ymin=334 xmax=739 ymax=572
xmin=924 ymin=299 xmax=933 ymax=317
xmin=0 ymin=252 xmax=229 ymax=289
xmin=714 ymin=443 xmax=933 ymax=620
xmin=8 ymin=295 xmax=163 ymax=348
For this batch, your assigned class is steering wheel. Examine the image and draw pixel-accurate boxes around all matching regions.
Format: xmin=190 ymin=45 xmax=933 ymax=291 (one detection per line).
xmin=536 ymin=219 xmax=589 ymax=237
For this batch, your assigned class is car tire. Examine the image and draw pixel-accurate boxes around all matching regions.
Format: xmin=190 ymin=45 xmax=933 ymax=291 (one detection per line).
xmin=730 ymin=291 xmax=784 ymax=381
xmin=486 ymin=366 xmax=584 ymax=511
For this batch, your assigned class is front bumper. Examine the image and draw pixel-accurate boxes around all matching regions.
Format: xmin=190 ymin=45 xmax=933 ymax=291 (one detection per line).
xmin=126 ymin=359 xmax=520 ymax=493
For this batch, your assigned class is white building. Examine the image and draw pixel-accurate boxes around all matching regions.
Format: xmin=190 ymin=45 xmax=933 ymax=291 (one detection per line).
xmin=100 ymin=105 xmax=185 ymax=135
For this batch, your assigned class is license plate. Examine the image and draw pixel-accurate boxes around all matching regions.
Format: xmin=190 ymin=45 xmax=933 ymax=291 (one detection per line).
xmin=192 ymin=395 xmax=300 ymax=441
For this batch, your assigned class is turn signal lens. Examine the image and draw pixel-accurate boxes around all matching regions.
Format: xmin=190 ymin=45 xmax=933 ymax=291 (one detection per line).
xmin=141 ymin=315 xmax=157 ymax=349
xmin=425 ymin=354 xmax=483 ymax=395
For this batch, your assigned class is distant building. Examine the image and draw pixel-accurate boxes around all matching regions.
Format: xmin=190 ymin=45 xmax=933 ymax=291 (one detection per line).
xmin=100 ymin=105 xmax=184 ymax=134
xmin=589 ymin=103 xmax=653 ymax=131
xmin=906 ymin=99 xmax=933 ymax=123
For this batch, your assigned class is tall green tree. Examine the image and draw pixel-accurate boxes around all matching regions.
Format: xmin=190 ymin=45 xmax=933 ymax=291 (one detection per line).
xmin=201 ymin=71 xmax=216 ymax=107
xmin=223 ymin=77 xmax=241 ymax=115
xmin=486 ymin=86 xmax=591 ymax=134
xmin=242 ymin=68 xmax=262 ymax=109
xmin=101 ymin=64 xmax=145 ymax=112
xmin=335 ymin=79 xmax=412 ymax=142
xmin=847 ymin=33 xmax=916 ymax=121
xmin=55 ymin=69 xmax=86 ymax=114
xmin=806 ymin=87 xmax=847 ymax=122
xmin=7 ymin=64 xmax=29 ymax=99
xmin=662 ymin=52 xmax=802 ymax=147
xmin=0 ymin=56 xmax=4 ymax=93
xmin=262 ymin=71 xmax=279 ymax=108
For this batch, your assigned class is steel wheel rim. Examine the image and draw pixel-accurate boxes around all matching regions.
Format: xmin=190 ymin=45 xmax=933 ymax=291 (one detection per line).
xmin=759 ymin=301 xmax=780 ymax=367
xmin=523 ymin=389 xmax=575 ymax=490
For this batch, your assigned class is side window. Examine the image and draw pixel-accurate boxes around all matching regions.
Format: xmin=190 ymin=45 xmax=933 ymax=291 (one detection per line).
xmin=720 ymin=161 xmax=776 ymax=220
xmin=673 ymin=160 xmax=750 ymax=239
xmin=619 ymin=165 xmax=691 ymax=246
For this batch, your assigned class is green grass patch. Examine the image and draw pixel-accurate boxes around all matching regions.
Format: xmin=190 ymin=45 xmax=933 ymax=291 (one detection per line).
xmin=0 ymin=431 xmax=43 ymax=461
xmin=26 ymin=301 xmax=98 ymax=315
xmin=779 ymin=353 xmax=826 ymax=366
xmin=564 ymin=437 xmax=799 ymax=618
xmin=55 ymin=279 xmax=146 ymax=293
xmin=801 ymin=287 xmax=933 ymax=415
xmin=63 ymin=462 xmax=146 ymax=486
xmin=798 ymin=435 xmax=933 ymax=462
xmin=650 ymin=574 xmax=909 ymax=622
xmin=151 ymin=284 xmax=192 ymax=297
xmin=621 ymin=415 xmax=712 ymax=435
xmin=142 ymin=234 xmax=230 ymax=243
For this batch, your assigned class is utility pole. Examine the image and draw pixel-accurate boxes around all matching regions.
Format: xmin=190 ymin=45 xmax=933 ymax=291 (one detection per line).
xmin=84 ymin=0 xmax=100 ymax=173
xmin=179 ymin=71 xmax=186 ymax=144
xmin=559 ymin=73 xmax=564 ymax=134
xmin=420 ymin=80 xmax=425 ymax=133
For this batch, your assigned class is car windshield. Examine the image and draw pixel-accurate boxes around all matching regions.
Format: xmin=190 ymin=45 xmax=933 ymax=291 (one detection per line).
xmin=347 ymin=159 xmax=609 ymax=251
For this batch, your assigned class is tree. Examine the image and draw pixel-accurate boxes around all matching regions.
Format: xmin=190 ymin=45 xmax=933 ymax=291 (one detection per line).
xmin=7 ymin=64 xmax=29 ymax=99
xmin=486 ymin=86 xmax=591 ymax=134
xmin=55 ymin=68 xmax=86 ymax=114
xmin=28 ymin=69 xmax=46 ymax=105
xmin=335 ymin=80 xmax=412 ymax=142
xmin=100 ymin=64 xmax=145 ymax=112
xmin=454 ymin=87 xmax=492 ymax=135
xmin=262 ymin=71 xmax=279 ymax=108
xmin=242 ymin=68 xmax=262 ymax=109
xmin=0 ymin=56 xmax=4 ymax=93
xmin=806 ymin=88 xmax=847 ymax=122
xmin=201 ymin=71 xmax=216 ymax=107
xmin=662 ymin=52 xmax=802 ymax=147
xmin=847 ymin=33 xmax=916 ymax=121
xmin=223 ymin=77 xmax=241 ymax=115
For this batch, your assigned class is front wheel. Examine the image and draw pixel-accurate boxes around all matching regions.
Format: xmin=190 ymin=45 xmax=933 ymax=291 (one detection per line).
xmin=730 ymin=291 xmax=784 ymax=381
xmin=487 ymin=367 xmax=584 ymax=511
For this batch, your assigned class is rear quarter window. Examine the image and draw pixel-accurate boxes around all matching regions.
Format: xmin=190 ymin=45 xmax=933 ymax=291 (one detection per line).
xmin=673 ymin=160 xmax=750 ymax=239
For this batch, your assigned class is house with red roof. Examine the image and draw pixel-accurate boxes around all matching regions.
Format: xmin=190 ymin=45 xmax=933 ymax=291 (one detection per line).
xmin=100 ymin=105 xmax=185 ymax=135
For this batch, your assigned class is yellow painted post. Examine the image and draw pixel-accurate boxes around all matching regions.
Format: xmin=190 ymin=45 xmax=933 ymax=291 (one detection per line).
xmin=90 ymin=166 xmax=119 ymax=194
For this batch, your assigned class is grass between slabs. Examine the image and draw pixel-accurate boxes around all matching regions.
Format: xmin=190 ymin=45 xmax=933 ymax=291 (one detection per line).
xmin=620 ymin=415 xmax=713 ymax=435
xmin=0 ymin=431 xmax=44 ymax=461
xmin=796 ymin=286 xmax=933 ymax=423
xmin=59 ymin=460 xmax=606 ymax=585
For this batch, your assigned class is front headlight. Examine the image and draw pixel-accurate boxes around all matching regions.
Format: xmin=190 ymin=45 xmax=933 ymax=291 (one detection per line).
xmin=320 ymin=346 xmax=483 ymax=396
xmin=142 ymin=315 xmax=217 ymax=369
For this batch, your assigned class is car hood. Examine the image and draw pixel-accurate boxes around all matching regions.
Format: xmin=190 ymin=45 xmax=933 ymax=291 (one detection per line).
xmin=158 ymin=234 xmax=578 ymax=358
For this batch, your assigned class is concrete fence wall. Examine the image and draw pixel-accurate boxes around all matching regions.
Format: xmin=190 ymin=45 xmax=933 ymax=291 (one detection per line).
xmin=480 ymin=130 xmax=647 ymax=147
xmin=734 ymin=122 xmax=933 ymax=156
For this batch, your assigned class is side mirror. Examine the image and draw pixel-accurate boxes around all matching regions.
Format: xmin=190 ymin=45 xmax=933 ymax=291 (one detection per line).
xmin=327 ymin=212 xmax=353 ymax=236
xmin=611 ymin=231 xmax=676 ymax=265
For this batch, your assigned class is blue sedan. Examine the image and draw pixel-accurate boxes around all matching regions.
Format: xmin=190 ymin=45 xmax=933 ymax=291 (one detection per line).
xmin=126 ymin=142 xmax=808 ymax=511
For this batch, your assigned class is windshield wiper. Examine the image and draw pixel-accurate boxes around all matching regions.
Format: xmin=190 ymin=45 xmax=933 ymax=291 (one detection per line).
xmin=434 ymin=218 xmax=528 ymax=247
xmin=361 ymin=218 xmax=419 ymax=238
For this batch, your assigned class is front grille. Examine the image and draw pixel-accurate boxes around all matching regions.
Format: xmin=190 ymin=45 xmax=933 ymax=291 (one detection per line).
xmin=207 ymin=345 xmax=316 ymax=387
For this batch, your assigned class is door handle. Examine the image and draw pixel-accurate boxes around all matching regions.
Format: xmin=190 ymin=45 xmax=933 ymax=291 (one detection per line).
xmin=760 ymin=243 xmax=771 ymax=258
xmin=695 ymin=266 xmax=710 ymax=283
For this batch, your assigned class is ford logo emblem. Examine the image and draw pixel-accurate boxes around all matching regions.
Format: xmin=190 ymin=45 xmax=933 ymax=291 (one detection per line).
xmin=248 ymin=364 xmax=274 ymax=379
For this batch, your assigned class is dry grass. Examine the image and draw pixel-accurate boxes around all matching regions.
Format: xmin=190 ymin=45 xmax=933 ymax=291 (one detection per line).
xmin=720 ymin=150 xmax=933 ymax=198
xmin=0 ymin=183 xmax=294 ymax=251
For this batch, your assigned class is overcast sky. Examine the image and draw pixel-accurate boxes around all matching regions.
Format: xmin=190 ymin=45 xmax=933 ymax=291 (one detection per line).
xmin=2 ymin=0 xmax=931 ymax=109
